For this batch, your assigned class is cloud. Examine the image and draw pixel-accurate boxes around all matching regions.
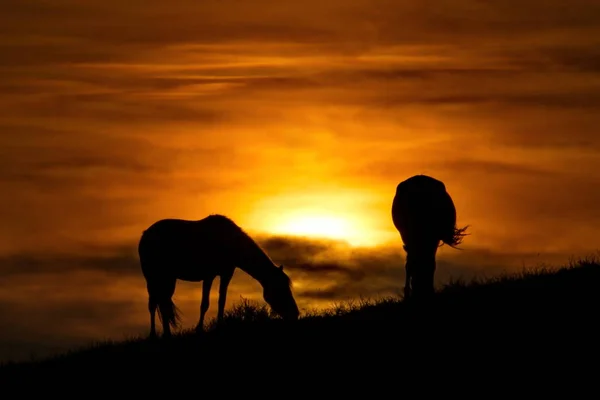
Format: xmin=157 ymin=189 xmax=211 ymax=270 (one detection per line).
xmin=0 ymin=273 xmax=144 ymax=363
xmin=0 ymin=246 xmax=138 ymax=278
xmin=348 ymin=158 xmax=558 ymax=185
xmin=2 ymin=0 xmax=599 ymax=147
xmin=542 ymin=46 xmax=600 ymax=73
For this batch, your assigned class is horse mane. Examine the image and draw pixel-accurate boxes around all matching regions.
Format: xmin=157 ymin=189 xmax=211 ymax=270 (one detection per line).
xmin=205 ymin=214 xmax=292 ymax=288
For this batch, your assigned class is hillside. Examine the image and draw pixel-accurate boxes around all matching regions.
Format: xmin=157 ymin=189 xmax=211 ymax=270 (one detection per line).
xmin=1 ymin=256 xmax=599 ymax=390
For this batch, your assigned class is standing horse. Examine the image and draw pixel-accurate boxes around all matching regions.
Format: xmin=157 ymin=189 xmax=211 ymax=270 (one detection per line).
xmin=138 ymin=214 xmax=300 ymax=338
xmin=391 ymin=175 xmax=468 ymax=300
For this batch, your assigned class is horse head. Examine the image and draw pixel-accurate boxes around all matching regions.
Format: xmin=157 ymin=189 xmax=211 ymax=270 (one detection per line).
xmin=263 ymin=264 xmax=300 ymax=321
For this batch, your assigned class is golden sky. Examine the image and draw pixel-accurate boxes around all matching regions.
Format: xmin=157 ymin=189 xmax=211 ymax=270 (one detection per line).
xmin=1 ymin=0 xmax=600 ymax=362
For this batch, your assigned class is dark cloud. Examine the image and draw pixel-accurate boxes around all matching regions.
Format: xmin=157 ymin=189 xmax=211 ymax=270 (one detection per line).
xmin=0 ymin=132 xmax=241 ymax=184
xmin=343 ymin=157 xmax=559 ymax=187
xmin=509 ymin=45 xmax=600 ymax=73
xmin=0 ymin=247 xmax=138 ymax=278
xmin=414 ymin=93 xmax=600 ymax=109
xmin=257 ymin=235 xmax=338 ymax=259
xmin=0 ymin=290 xmax=143 ymax=363
xmin=500 ymin=176 xmax=600 ymax=223
xmin=546 ymin=47 xmax=600 ymax=73
xmin=254 ymin=235 xmax=565 ymax=301
xmin=431 ymin=159 xmax=558 ymax=178
xmin=2 ymin=0 xmax=598 ymax=143
xmin=7 ymin=92 xmax=231 ymax=125
xmin=0 ymin=1 xmax=337 ymax=69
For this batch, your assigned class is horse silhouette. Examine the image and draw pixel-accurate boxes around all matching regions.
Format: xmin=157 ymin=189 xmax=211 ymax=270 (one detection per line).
xmin=391 ymin=175 xmax=468 ymax=300
xmin=138 ymin=214 xmax=300 ymax=338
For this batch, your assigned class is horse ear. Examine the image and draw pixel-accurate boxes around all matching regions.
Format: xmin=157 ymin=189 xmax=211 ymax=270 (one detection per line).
xmin=279 ymin=264 xmax=284 ymax=270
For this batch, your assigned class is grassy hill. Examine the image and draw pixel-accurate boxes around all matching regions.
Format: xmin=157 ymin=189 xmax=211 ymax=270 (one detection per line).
xmin=1 ymin=256 xmax=599 ymax=390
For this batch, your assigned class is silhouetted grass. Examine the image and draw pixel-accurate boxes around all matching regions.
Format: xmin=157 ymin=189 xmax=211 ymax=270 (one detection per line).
xmin=2 ymin=255 xmax=600 ymax=389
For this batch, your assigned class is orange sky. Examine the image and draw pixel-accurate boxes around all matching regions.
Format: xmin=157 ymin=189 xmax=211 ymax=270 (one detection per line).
xmin=1 ymin=0 xmax=600 ymax=362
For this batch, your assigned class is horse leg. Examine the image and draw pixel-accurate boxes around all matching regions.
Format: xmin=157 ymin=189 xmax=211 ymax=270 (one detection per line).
xmin=157 ymin=277 xmax=177 ymax=338
xmin=148 ymin=296 xmax=158 ymax=339
xmin=145 ymin=279 xmax=159 ymax=339
xmin=217 ymin=268 xmax=235 ymax=323
xmin=196 ymin=277 xmax=215 ymax=333
xmin=404 ymin=262 xmax=412 ymax=300
xmin=403 ymin=245 xmax=412 ymax=300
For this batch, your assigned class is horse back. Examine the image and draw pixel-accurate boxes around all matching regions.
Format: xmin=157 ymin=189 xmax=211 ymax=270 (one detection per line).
xmin=138 ymin=218 xmax=239 ymax=279
xmin=392 ymin=175 xmax=457 ymax=242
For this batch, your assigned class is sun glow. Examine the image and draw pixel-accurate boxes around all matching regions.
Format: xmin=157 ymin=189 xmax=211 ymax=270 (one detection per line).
xmin=277 ymin=215 xmax=351 ymax=240
xmin=244 ymin=190 xmax=395 ymax=248
xmin=264 ymin=211 xmax=379 ymax=247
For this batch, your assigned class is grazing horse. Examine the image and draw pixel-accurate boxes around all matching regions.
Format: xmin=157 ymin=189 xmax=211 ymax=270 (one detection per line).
xmin=391 ymin=175 xmax=468 ymax=300
xmin=138 ymin=214 xmax=300 ymax=338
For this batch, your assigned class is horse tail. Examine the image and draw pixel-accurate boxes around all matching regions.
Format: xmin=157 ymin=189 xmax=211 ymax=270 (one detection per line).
xmin=441 ymin=225 xmax=470 ymax=248
xmin=439 ymin=190 xmax=469 ymax=248
xmin=156 ymin=298 xmax=182 ymax=331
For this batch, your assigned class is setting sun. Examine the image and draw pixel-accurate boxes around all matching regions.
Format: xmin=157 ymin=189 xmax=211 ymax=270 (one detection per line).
xmin=243 ymin=190 xmax=393 ymax=247
xmin=273 ymin=214 xmax=352 ymax=242
xmin=257 ymin=210 xmax=387 ymax=248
